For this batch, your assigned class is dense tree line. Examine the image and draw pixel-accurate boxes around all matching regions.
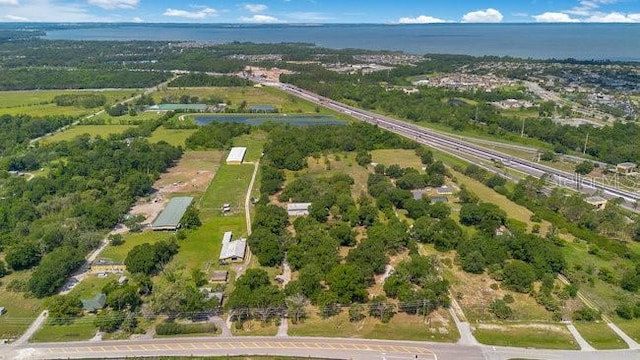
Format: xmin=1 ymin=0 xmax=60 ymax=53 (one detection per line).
xmin=168 ymin=74 xmax=252 ymax=87
xmin=185 ymin=122 xmax=251 ymax=150
xmin=0 ymin=114 xmax=74 ymax=157
xmin=0 ymin=68 xmax=171 ymax=90
xmin=53 ymin=93 xmax=107 ymax=108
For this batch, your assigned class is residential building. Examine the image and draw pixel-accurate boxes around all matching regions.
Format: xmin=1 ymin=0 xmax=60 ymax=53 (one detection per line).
xmin=226 ymin=147 xmax=247 ymax=165
xmin=81 ymin=293 xmax=106 ymax=313
xmin=287 ymin=203 xmax=312 ymax=216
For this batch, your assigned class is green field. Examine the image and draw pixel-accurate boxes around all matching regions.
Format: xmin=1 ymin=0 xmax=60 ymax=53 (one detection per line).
xmin=149 ymin=127 xmax=197 ymax=147
xmin=615 ymin=319 xmax=640 ymax=343
xmin=41 ymin=125 xmax=136 ymax=143
xmin=199 ymin=163 xmax=255 ymax=220
xmin=234 ymin=131 xmax=267 ymax=162
xmin=0 ymin=271 xmax=43 ymax=339
xmin=0 ymin=90 xmax=136 ymax=117
xmin=573 ymin=321 xmax=627 ymax=349
xmin=90 ymin=111 xmax=163 ymax=124
xmin=288 ymin=309 xmax=458 ymax=342
xmin=473 ymin=325 xmax=579 ymax=350
xmin=371 ymin=149 xmax=423 ymax=169
xmin=100 ymin=231 xmax=169 ymax=263
xmin=31 ymin=319 xmax=97 ymax=342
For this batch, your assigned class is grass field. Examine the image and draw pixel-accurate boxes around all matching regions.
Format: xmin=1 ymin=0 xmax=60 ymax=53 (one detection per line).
xmin=371 ymin=149 xmax=423 ymax=169
xmin=573 ymin=321 xmax=627 ymax=349
xmin=615 ymin=319 xmax=640 ymax=343
xmin=41 ymin=125 xmax=136 ymax=143
xmin=288 ymin=309 xmax=458 ymax=342
xmin=198 ymin=163 xmax=255 ymax=220
xmin=90 ymin=111 xmax=162 ymax=125
xmin=230 ymin=319 xmax=279 ymax=336
xmin=289 ymin=153 xmax=371 ymax=199
xmin=31 ymin=319 xmax=97 ymax=342
xmin=100 ymin=231 xmax=169 ymax=262
xmin=0 ymin=90 xmax=136 ymax=117
xmin=0 ymin=271 xmax=43 ymax=339
xmin=155 ymin=87 xmax=325 ymax=115
xmin=473 ymin=324 xmax=579 ymax=350
xmin=234 ymin=131 xmax=268 ymax=162
xmin=148 ymin=127 xmax=197 ymax=147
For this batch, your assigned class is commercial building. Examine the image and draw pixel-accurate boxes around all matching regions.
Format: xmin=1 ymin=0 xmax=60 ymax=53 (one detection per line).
xmin=226 ymin=147 xmax=247 ymax=165
xmin=151 ymin=196 xmax=194 ymax=231
xmin=287 ymin=203 xmax=312 ymax=216
xmin=616 ymin=162 xmax=637 ymax=175
xmin=147 ymin=104 xmax=209 ymax=112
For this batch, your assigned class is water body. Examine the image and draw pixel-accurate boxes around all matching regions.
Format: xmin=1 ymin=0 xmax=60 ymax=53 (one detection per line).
xmin=42 ymin=23 xmax=640 ymax=61
xmin=195 ymin=115 xmax=346 ymax=126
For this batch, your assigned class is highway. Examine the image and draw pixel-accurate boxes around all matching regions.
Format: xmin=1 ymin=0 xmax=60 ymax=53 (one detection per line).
xmin=263 ymin=80 xmax=640 ymax=207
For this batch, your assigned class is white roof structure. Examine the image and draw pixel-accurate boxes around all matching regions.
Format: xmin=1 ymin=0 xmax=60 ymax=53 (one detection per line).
xmin=287 ymin=203 xmax=312 ymax=216
xmin=222 ymin=231 xmax=233 ymax=244
xmin=219 ymin=239 xmax=247 ymax=260
xmin=226 ymin=147 xmax=247 ymax=164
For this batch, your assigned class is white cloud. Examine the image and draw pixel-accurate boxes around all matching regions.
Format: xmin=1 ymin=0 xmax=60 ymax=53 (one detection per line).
xmin=163 ymin=7 xmax=217 ymax=19
xmin=132 ymin=16 xmax=143 ymax=22
xmin=87 ymin=0 xmax=138 ymax=9
xmin=0 ymin=0 xmax=19 ymax=5
xmin=287 ymin=12 xmax=331 ymax=22
xmin=586 ymin=11 xmax=640 ymax=22
xmin=4 ymin=14 xmax=29 ymax=21
xmin=461 ymin=8 xmax=503 ymax=23
xmin=567 ymin=0 xmax=619 ymax=16
xmin=239 ymin=14 xmax=279 ymax=23
xmin=397 ymin=15 xmax=445 ymax=24
xmin=0 ymin=0 xmax=101 ymax=22
xmin=243 ymin=3 xmax=267 ymax=13
xmin=534 ymin=12 xmax=581 ymax=22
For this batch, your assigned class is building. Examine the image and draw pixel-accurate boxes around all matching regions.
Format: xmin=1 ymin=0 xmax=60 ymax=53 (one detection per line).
xmin=219 ymin=239 xmax=247 ymax=263
xmin=81 ymin=293 xmax=106 ymax=313
xmin=90 ymin=259 xmax=126 ymax=274
xmin=411 ymin=189 xmax=426 ymax=200
xmin=248 ymin=104 xmax=277 ymax=113
xmin=616 ymin=162 xmax=637 ymax=175
xmin=430 ymin=196 xmax=448 ymax=203
xmin=436 ymin=186 xmax=453 ymax=195
xmin=210 ymin=270 xmax=229 ymax=283
xmin=585 ymin=196 xmax=608 ymax=210
xmin=287 ymin=203 xmax=312 ymax=216
xmin=226 ymin=147 xmax=247 ymax=165
xmin=151 ymin=196 xmax=194 ymax=231
xmin=147 ymin=103 xmax=209 ymax=112
xmin=222 ymin=231 xmax=233 ymax=244
xmin=0 ymin=307 xmax=6 ymax=315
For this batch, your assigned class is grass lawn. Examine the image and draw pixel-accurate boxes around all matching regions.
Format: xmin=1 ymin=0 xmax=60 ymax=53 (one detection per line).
xmin=41 ymin=125 xmax=136 ymax=143
xmin=31 ymin=318 xmax=97 ymax=342
xmin=230 ymin=319 xmax=279 ymax=336
xmin=148 ymin=127 xmax=197 ymax=147
xmin=234 ymin=131 xmax=267 ymax=162
xmin=0 ymin=90 xmax=136 ymax=117
xmin=371 ymin=149 xmax=423 ymax=169
xmin=100 ymin=231 xmax=169 ymax=262
xmin=91 ymin=111 xmax=162 ymax=125
xmin=573 ymin=321 xmax=627 ymax=349
xmin=288 ymin=308 xmax=458 ymax=342
xmin=199 ymin=163 xmax=255 ymax=220
xmin=155 ymin=87 xmax=327 ymax=115
xmin=172 ymin=215 xmax=245 ymax=272
xmin=615 ymin=319 xmax=640 ymax=343
xmin=66 ymin=275 xmax=116 ymax=300
xmin=473 ymin=324 xmax=579 ymax=350
xmin=451 ymin=169 xmax=551 ymax=234
xmin=0 ymin=271 xmax=43 ymax=339
xmin=290 ymin=153 xmax=371 ymax=199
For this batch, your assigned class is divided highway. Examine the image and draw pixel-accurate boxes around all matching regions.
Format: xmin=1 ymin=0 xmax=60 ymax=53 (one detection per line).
xmin=267 ymin=81 xmax=640 ymax=206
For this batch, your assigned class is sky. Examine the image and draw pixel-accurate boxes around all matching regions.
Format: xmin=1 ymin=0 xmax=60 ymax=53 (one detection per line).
xmin=1 ymin=0 xmax=640 ymax=23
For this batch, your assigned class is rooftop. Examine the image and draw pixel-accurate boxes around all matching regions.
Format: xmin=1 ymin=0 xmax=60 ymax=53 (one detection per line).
xmin=287 ymin=203 xmax=312 ymax=211
xmin=617 ymin=162 xmax=637 ymax=168
xmin=248 ymin=104 xmax=277 ymax=112
xmin=210 ymin=270 xmax=229 ymax=282
xmin=585 ymin=195 xmax=608 ymax=203
xmin=149 ymin=103 xmax=208 ymax=111
xmin=151 ymin=196 xmax=194 ymax=230
xmin=220 ymin=239 xmax=247 ymax=260
xmin=222 ymin=231 xmax=233 ymax=244
xmin=81 ymin=293 xmax=106 ymax=312
xmin=226 ymin=147 xmax=247 ymax=163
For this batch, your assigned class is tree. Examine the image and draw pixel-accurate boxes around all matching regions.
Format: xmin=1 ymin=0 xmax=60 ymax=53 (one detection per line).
xmin=575 ymin=161 xmax=595 ymax=175
xmin=248 ymin=228 xmax=284 ymax=267
xmin=108 ymin=233 xmax=124 ymax=246
xmin=503 ymin=260 xmax=536 ymax=293
xmin=106 ymin=284 xmax=142 ymax=311
xmin=348 ymin=303 xmax=366 ymax=322
xmin=190 ymin=268 xmax=208 ymax=287
xmin=29 ymin=246 xmax=84 ymax=298
xmin=325 ymin=264 xmax=368 ymax=304
xmin=489 ymin=299 xmax=513 ymax=320
xmin=5 ymin=241 xmax=41 ymax=270
xmin=94 ymin=310 xmax=125 ymax=332
xmin=125 ymin=243 xmax=157 ymax=275
xmin=46 ymin=295 xmax=82 ymax=325
xmin=355 ymin=150 xmax=372 ymax=167
xmin=181 ymin=205 xmax=201 ymax=229
xmin=285 ymin=294 xmax=309 ymax=324
xmin=0 ymin=260 xmax=7 ymax=278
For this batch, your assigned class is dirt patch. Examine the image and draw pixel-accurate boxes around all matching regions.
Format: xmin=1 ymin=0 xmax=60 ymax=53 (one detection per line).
xmin=130 ymin=151 xmax=224 ymax=223
xmin=476 ymin=323 xmax=567 ymax=333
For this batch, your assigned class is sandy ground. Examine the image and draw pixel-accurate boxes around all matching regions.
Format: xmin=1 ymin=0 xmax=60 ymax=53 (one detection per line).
xmin=130 ymin=151 xmax=222 ymax=224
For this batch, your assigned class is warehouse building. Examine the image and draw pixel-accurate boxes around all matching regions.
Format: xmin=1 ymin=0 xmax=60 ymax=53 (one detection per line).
xmin=151 ymin=196 xmax=194 ymax=231
xmin=226 ymin=147 xmax=247 ymax=165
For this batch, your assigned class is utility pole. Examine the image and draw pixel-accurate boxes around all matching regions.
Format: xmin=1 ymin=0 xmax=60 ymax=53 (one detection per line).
xmin=521 ymin=117 xmax=525 ymax=138
xmin=583 ymin=130 xmax=589 ymax=155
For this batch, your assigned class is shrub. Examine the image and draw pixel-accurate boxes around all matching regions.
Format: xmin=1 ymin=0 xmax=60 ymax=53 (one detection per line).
xmin=573 ymin=307 xmax=601 ymax=322
xmin=489 ymin=299 xmax=513 ymax=320
xmin=155 ymin=322 xmax=217 ymax=336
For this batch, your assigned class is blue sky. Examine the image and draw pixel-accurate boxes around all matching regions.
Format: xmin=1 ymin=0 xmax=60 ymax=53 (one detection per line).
xmin=1 ymin=0 xmax=639 ymax=23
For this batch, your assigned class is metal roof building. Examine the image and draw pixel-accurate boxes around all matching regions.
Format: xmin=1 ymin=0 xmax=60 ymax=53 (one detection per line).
xmin=226 ymin=147 xmax=247 ymax=164
xmin=147 ymin=104 xmax=209 ymax=112
xmin=287 ymin=203 xmax=312 ymax=217
xmin=151 ymin=196 xmax=194 ymax=231
xmin=219 ymin=239 xmax=247 ymax=262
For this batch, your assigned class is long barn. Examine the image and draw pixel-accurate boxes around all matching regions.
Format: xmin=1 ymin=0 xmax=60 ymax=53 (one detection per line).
xmin=151 ymin=196 xmax=194 ymax=231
